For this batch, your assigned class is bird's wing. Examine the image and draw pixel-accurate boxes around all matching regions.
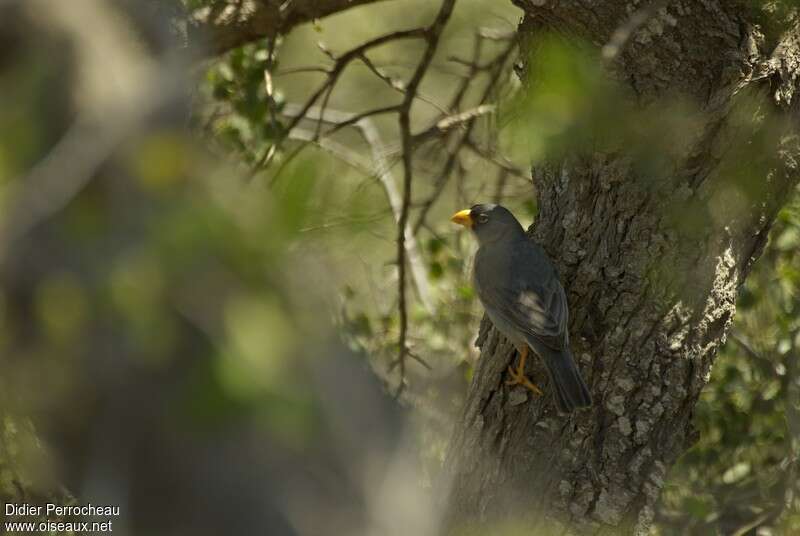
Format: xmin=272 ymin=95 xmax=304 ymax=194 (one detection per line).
xmin=478 ymin=267 xmax=568 ymax=351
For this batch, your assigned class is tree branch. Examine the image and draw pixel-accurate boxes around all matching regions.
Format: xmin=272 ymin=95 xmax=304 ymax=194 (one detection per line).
xmin=187 ymin=0 xmax=390 ymax=57
xmin=281 ymin=104 xmax=435 ymax=315
xmin=394 ymin=0 xmax=456 ymax=396
xmin=249 ymin=26 xmax=427 ymax=176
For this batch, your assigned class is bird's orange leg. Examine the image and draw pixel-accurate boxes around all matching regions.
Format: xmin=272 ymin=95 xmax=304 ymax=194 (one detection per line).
xmin=506 ymin=346 xmax=543 ymax=395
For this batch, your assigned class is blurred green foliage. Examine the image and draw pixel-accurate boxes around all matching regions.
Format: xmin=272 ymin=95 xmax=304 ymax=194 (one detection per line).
xmin=506 ymin=36 xmax=697 ymax=172
xmin=660 ymin=197 xmax=800 ymax=534
xmin=2 ymin=0 xmax=800 ymax=533
xmin=197 ymin=10 xmax=800 ymax=533
xmin=199 ymin=40 xmax=286 ymax=162
xmin=0 ymin=0 xmax=339 ymax=468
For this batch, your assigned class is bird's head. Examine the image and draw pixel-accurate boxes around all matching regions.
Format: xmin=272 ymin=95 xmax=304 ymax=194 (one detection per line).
xmin=450 ymin=203 xmax=525 ymax=245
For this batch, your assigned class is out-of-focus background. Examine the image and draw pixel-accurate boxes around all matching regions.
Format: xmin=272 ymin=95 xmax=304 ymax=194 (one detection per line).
xmin=0 ymin=0 xmax=797 ymax=534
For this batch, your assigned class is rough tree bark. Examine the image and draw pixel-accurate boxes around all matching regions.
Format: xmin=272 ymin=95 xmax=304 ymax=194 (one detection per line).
xmin=442 ymin=1 xmax=800 ymax=534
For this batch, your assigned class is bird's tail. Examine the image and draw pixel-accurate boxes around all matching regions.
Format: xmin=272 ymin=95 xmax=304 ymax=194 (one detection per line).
xmin=535 ymin=343 xmax=592 ymax=413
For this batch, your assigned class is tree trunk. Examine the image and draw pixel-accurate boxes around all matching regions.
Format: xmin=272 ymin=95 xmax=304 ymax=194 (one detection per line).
xmin=442 ymin=2 xmax=800 ymax=534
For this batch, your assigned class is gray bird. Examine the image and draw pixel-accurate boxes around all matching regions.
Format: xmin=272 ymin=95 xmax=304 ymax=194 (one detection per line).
xmin=451 ymin=203 xmax=592 ymax=413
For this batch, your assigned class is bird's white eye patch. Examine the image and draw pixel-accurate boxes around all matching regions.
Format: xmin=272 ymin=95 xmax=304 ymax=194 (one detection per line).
xmin=477 ymin=214 xmax=489 ymax=223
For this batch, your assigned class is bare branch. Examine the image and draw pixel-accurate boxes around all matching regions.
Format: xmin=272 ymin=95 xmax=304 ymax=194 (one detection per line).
xmin=395 ymin=0 xmax=456 ymax=396
xmin=412 ymin=37 xmax=516 ymax=233
xmin=323 ymin=105 xmax=402 ymax=136
xmin=464 ymin=139 xmax=528 ymax=180
xmin=279 ymin=104 xmax=435 ymax=315
xmin=409 ymin=104 xmax=495 ymax=147
xmin=235 ymin=13 xmax=520 ymax=395
xmin=187 ymin=0 xmax=390 ymax=58
xmin=249 ymin=26 xmax=427 ymax=177
xmin=287 ymin=128 xmax=374 ymax=174
xmin=356 ymin=52 xmax=449 ymax=114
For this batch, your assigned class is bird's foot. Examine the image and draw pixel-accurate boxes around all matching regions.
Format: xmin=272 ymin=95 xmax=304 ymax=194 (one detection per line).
xmin=505 ymin=364 xmax=543 ymax=396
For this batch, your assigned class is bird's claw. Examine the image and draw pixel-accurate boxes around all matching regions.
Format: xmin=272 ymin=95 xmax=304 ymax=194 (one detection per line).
xmin=505 ymin=365 xmax=543 ymax=396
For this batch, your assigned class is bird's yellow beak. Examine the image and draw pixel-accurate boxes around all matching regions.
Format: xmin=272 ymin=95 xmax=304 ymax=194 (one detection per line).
xmin=450 ymin=209 xmax=473 ymax=228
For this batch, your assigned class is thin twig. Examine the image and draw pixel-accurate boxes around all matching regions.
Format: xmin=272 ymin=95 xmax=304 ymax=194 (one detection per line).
xmin=269 ymin=103 xmax=400 ymax=185
xmin=780 ymin=329 xmax=800 ymax=514
xmin=274 ymin=66 xmax=332 ymax=76
xmin=395 ymin=0 xmax=456 ymax=397
xmin=492 ymin=167 xmax=509 ymax=203
xmin=357 ymin=53 xmax=450 ymax=114
xmin=409 ymin=104 xmax=496 ymax=146
xmin=277 ymin=104 xmax=435 ymax=313
xmin=264 ymin=33 xmax=281 ymax=142
xmin=323 ymin=104 xmax=401 ymax=136
xmin=359 ymin=113 xmax=435 ymax=315
xmin=412 ymin=38 xmax=515 ymax=233
xmin=464 ymin=138 xmax=528 ymax=179
xmin=729 ymin=331 xmax=774 ymax=368
xmin=249 ymin=26 xmax=427 ymax=178
xmin=477 ymin=26 xmax=515 ymax=41
xmin=287 ymin=128 xmax=374 ymax=174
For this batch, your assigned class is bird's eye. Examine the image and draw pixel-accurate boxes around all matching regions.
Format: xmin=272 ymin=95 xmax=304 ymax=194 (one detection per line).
xmin=477 ymin=214 xmax=489 ymax=224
